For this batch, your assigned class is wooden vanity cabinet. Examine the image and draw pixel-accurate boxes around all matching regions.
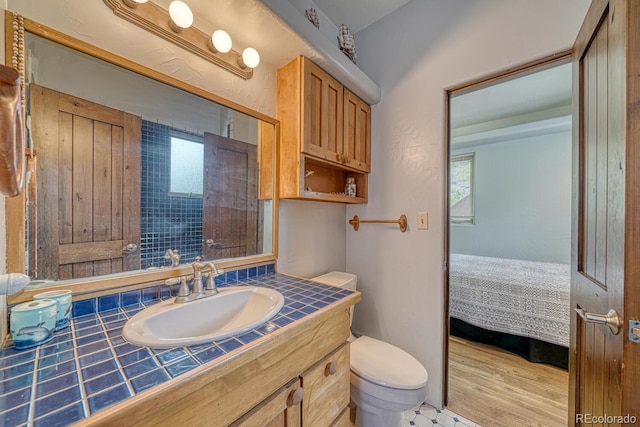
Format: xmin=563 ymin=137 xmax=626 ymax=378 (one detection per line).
xmin=277 ymin=56 xmax=370 ymax=204
xmin=300 ymin=343 xmax=351 ymax=427
xmin=233 ymin=344 xmax=351 ymax=427
xmin=81 ymin=301 xmax=360 ymax=427
xmin=231 ymin=378 xmax=303 ymax=427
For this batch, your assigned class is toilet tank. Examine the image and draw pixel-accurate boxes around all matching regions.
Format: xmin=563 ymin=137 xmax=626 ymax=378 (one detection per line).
xmin=312 ymin=272 xmax=357 ymax=334
xmin=311 ymin=271 xmax=357 ymax=290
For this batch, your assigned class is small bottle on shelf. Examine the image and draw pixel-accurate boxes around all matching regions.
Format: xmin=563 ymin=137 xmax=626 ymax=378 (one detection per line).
xmin=345 ymin=176 xmax=356 ymax=197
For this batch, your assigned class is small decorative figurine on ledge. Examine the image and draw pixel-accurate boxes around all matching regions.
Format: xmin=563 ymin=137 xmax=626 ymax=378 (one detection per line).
xmin=305 ymin=8 xmax=320 ymax=29
xmin=337 ymin=24 xmax=357 ymax=63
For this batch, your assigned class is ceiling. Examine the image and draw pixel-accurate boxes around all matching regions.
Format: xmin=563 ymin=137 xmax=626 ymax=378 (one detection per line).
xmin=313 ymin=0 xmax=413 ymax=33
xmin=450 ymin=62 xmax=572 ymax=135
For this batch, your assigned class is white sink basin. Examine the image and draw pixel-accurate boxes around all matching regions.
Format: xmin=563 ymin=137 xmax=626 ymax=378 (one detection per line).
xmin=122 ymin=286 xmax=284 ymax=348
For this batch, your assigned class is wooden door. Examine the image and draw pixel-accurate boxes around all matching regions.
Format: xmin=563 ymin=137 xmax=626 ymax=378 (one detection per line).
xmin=343 ymin=89 xmax=371 ymax=172
xmin=203 ymin=133 xmax=258 ymax=260
xmin=302 ymin=58 xmax=344 ymax=163
xmin=569 ymin=0 xmax=640 ymax=423
xmin=31 ymin=85 xmax=141 ymax=280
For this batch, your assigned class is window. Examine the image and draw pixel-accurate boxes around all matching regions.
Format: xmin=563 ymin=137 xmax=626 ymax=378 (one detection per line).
xmin=450 ymin=154 xmax=474 ymax=224
xmin=170 ymin=134 xmax=204 ymax=196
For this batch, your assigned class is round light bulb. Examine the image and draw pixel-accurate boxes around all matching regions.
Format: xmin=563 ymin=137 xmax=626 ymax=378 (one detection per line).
xmin=242 ymin=47 xmax=260 ymax=69
xmin=169 ymin=1 xmax=193 ymax=30
xmin=211 ymin=30 xmax=232 ymax=53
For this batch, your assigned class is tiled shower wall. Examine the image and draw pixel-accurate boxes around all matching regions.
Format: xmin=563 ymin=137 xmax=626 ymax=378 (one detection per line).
xmin=140 ymin=121 xmax=203 ymax=268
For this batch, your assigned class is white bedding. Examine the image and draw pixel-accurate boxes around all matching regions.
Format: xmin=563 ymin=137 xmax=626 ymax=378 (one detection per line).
xmin=449 ymin=253 xmax=570 ymax=347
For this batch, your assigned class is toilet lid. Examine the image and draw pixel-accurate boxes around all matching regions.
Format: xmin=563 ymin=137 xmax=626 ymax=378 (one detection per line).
xmin=350 ymin=336 xmax=428 ymax=390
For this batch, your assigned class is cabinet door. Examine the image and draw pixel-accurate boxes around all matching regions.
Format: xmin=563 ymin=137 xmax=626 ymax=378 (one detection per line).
xmin=301 ymin=343 xmax=350 ymax=427
xmin=343 ymin=90 xmax=371 ymax=173
xmin=302 ymin=58 xmax=344 ymax=163
xmin=231 ymin=378 xmax=302 ymax=427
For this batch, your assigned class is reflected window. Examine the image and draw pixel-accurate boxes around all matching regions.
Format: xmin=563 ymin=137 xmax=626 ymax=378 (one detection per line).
xmin=170 ymin=135 xmax=204 ymax=196
xmin=451 ymin=154 xmax=474 ymax=224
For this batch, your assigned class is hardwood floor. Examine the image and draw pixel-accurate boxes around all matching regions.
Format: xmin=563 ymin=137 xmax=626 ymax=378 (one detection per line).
xmin=447 ymin=337 xmax=569 ymax=427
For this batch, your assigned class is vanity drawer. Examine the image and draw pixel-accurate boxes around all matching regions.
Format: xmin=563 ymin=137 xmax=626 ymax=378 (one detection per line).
xmin=301 ymin=342 xmax=350 ymax=427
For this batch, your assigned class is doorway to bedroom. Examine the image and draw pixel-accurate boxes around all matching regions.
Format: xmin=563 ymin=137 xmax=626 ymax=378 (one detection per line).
xmin=445 ymin=57 xmax=572 ymax=427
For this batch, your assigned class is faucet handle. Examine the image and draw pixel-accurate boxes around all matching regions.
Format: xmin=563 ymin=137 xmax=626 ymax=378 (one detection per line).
xmin=176 ymin=277 xmax=190 ymax=297
xmin=204 ymin=273 xmax=219 ymax=294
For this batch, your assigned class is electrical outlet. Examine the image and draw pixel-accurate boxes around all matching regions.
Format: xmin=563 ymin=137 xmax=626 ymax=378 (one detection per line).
xmin=417 ymin=212 xmax=428 ymax=230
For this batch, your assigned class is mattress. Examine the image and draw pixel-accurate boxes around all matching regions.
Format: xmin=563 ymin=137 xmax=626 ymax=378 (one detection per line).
xmin=449 ymin=254 xmax=570 ymax=347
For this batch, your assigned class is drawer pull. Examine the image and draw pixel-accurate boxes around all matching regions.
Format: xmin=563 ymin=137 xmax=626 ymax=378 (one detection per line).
xmin=325 ymin=361 xmax=338 ymax=376
xmin=287 ymin=387 xmax=304 ymax=406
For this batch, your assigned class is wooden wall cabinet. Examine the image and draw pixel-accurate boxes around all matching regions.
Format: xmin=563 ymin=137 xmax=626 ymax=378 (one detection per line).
xmin=342 ymin=89 xmax=371 ymax=173
xmin=278 ymin=56 xmax=371 ymax=204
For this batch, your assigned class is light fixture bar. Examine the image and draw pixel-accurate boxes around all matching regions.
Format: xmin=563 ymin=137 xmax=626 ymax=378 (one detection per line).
xmin=103 ymin=0 xmax=253 ymax=79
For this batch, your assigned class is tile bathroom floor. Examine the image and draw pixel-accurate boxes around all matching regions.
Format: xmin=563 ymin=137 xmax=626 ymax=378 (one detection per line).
xmin=403 ymin=404 xmax=482 ymax=427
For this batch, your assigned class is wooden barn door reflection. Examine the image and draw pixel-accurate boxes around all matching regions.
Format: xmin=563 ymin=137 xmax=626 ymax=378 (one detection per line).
xmin=31 ymin=85 xmax=141 ymax=280
xmin=202 ymin=133 xmax=258 ymax=260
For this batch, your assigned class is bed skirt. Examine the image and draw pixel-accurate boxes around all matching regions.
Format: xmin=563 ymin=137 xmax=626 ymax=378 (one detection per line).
xmin=450 ymin=317 xmax=568 ymax=369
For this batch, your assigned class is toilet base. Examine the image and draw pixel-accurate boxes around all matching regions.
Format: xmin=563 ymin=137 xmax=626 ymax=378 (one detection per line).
xmin=350 ymin=370 xmax=426 ymax=427
xmin=354 ymin=403 xmax=402 ymax=427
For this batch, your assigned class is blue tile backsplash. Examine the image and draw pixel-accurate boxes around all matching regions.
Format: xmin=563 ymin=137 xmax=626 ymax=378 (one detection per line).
xmin=0 ymin=265 xmax=354 ymax=426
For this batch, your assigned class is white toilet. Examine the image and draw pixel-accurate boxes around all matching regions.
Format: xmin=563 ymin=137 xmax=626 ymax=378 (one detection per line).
xmin=312 ymin=272 xmax=428 ymax=427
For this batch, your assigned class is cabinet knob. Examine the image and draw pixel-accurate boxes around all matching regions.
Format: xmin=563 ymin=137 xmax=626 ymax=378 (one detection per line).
xmin=336 ymin=154 xmax=342 ymax=162
xmin=287 ymin=387 xmax=304 ymax=406
xmin=325 ymin=361 xmax=338 ymax=376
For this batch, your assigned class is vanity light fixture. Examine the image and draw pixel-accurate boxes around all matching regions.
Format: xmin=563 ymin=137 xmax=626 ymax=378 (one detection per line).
xmin=208 ymin=30 xmax=232 ymax=54
xmin=168 ymin=1 xmax=193 ymax=32
xmin=122 ymin=0 xmax=147 ymax=8
xmin=239 ymin=47 xmax=260 ymax=69
xmin=104 ymin=0 xmax=257 ymax=79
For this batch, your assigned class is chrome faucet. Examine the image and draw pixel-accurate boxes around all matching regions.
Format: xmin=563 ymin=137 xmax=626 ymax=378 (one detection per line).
xmin=173 ymin=257 xmax=223 ymax=303
xmin=164 ymin=249 xmax=181 ymax=267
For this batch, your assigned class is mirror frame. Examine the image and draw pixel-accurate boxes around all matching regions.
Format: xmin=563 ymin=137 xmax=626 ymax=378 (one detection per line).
xmin=4 ymin=11 xmax=280 ymax=304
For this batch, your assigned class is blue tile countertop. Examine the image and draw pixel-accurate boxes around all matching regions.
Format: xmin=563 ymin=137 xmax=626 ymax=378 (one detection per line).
xmin=0 ymin=266 xmax=355 ymax=427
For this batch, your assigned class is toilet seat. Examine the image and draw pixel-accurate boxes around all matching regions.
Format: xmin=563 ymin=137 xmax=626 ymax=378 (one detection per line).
xmin=350 ymin=336 xmax=428 ymax=390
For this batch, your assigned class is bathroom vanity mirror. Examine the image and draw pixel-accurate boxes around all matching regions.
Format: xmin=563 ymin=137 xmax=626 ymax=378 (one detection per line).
xmin=5 ymin=14 xmax=277 ymax=297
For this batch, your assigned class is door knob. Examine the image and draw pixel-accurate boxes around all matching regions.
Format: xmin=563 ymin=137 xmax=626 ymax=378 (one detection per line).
xmin=205 ymin=239 xmax=216 ymax=248
xmin=575 ymin=308 xmax=622 ymax=335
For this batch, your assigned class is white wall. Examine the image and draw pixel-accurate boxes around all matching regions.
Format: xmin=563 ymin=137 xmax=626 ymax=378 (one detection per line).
xmin=451 ymin=130 xmax=572 ymax=264
xmin=277 ymin=200 xmax=346 ymax=277
xmin=349 ymin=0 xmax=591 ymax=407
xmin=287 ymin=0 xmax=339 ymax=48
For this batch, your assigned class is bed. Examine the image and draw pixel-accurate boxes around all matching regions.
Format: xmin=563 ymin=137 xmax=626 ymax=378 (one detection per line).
xmin=449 ymin=253 xmax=570 ymax=368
